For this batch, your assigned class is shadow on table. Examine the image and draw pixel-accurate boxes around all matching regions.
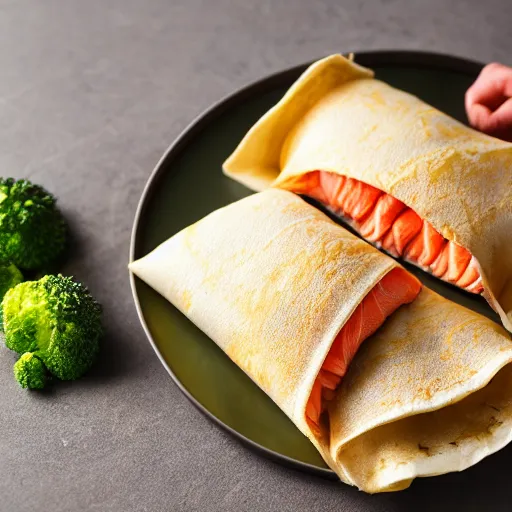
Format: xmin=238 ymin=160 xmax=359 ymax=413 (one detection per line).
xmin=84 ymin=325 xmax=138 ymax=384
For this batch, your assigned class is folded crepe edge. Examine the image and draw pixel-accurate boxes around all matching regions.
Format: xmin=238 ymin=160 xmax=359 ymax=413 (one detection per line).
xmin=334 ymin=291 xmax=512 ymax=450
xmin=222 ymin=54 xmax=373 ymax=192
xmin=340 ymin=350 xmax=512 ymax=492
xmin=324 ymin=287 xmax=512 ymax=492
xmin=368 ymin=419 xmax=512 ymax=493
xmin=351 ymin=368 xmax=512 ymax=493
xmin=483 ymin=275 xmax=512 ymax=332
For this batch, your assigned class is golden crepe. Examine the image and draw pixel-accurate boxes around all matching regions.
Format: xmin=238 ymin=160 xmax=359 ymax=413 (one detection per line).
xmin=223 ymin=54 xmax=512 ymax=332
xmin=130 ymin=189 xmax=512 ymax=493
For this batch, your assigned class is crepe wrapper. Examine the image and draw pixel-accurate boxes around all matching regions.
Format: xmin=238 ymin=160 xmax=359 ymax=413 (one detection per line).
xmin=130 ymin=190 xmax=512 ymax=493
xmin=223 ymin=54 xmax=512 ymax=332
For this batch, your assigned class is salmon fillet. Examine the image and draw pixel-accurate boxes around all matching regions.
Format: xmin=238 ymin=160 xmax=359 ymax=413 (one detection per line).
xmin=285 ymin=171 xmax=483 ymax=294
xmin=305 ymin=267 xmax=420 ymax=435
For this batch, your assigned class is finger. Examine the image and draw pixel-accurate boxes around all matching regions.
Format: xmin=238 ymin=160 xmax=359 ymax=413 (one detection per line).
xmin=465 ymin=64 xmax=500 ymax=110
xmin=486 ymin=97 xmax=512 ymax=140
xmin=465 ymin=63 xmax=512 ymax=110
xmin=467 ymin=102 xmax=492 ymax=130
xmin=470 ymin=98 xmax=512 ymax=142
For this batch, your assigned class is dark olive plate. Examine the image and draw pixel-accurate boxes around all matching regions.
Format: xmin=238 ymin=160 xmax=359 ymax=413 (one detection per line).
xmin=130 ymin=51 xmax=496 ymax=477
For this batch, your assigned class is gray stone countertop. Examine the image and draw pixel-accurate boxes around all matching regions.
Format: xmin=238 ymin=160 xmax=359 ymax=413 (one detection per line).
xmin=1 ymin=1 xmax=511 ymax=510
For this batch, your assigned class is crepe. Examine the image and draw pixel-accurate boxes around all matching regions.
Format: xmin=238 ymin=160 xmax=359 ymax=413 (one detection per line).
xmin=130 ymin=189 xmax=512 ymax=493
xmin=223 ymin=54 xmax=512 ymax=331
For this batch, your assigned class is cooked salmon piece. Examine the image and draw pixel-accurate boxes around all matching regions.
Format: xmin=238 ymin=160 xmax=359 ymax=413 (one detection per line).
xmin=457 ymin=258 xmax=481 ymax=289
xmin=284 ymin=171 xmax=483 ymax=294
xmin=306 ymin=268 xmax=421 ymax=435
xmin=404 ymin=221 xmax=446 ymax=267
xmin=381 ymin=209 xmax=423 ymax=257
xmin=360 ymin=194 xmax=406 ymax=242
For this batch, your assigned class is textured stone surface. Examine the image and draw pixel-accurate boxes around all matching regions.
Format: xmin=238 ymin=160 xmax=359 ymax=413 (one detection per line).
xmin=1 ymin=0 xmax=511 ymax=510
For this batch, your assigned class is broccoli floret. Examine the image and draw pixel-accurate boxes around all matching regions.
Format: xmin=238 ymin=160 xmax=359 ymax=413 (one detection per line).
xmin=0 ymin=262 xmax=23 ymax=300
xmin=13 ymin=352 xmax=47 ymax=389
xmin=0 ymin=262 xmax=23 ymax=331
xmin=0 ymin=178 xmax=67 ymax=270
xmin=3 ymin=275 xmax=102 ymax=387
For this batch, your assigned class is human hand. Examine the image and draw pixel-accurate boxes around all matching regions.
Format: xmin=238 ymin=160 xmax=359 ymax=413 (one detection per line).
xmin=465 ymin=62 xmax=512 ymax=142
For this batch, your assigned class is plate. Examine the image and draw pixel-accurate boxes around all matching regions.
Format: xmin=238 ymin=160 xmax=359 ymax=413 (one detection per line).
xmin=130 ymin=51 xmax=496 ymax=477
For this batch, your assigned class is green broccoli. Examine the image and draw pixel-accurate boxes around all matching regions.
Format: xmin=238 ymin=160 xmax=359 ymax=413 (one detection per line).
xmin=0 ymin=262 xmax=24 ymax=331
xmin=2 ymin=274 xmax=102 ymax=389
xmin=0 ymin=178 xmax=67 ymax=270
xmin=13 ymin=352 xmax=47 ymax=389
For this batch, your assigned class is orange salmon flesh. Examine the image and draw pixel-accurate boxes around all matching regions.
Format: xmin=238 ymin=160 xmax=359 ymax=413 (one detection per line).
xmin=305 ymin=267 xmax=421 ymax=435
xmin=285 ymin=171 xmax=483 ymax=294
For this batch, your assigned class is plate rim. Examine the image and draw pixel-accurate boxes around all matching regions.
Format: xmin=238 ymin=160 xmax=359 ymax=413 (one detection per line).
xmin=129 ymin=50 xmax=484 ymax=478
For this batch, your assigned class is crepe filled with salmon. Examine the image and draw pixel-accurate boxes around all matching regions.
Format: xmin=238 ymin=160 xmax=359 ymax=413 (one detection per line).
xmin=130 ymin=190 xmax=512 ymax=493
xmin=223 ymin=54 xmax=512 ymax=331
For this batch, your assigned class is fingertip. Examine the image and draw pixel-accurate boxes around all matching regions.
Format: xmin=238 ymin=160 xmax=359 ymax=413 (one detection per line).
xmin=465 ymin=87 xmax=475 ymax=109
xmin=467 ymin=103 xmax=492 ymax=130
xmin=483 ymin=62 xmax=502 ymax=73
